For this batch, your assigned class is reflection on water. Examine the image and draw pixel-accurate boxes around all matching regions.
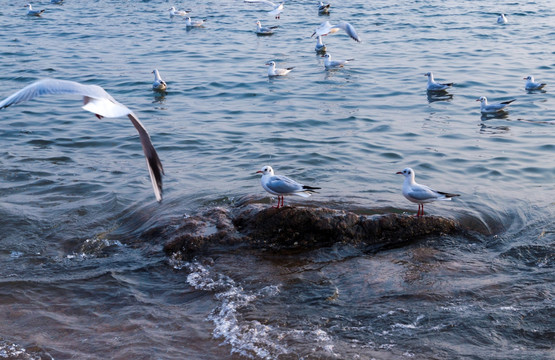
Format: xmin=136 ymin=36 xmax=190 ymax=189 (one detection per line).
xmin=426 ymin=90 xmax=453 ymax=103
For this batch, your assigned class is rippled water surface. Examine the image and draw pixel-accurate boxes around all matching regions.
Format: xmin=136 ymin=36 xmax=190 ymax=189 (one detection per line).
xmin=0 ymin=0 xmax=553 ymax=359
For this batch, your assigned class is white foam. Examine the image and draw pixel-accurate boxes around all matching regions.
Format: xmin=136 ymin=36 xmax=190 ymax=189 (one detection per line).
xmin=168 ymin=256 xmax=341 ymax=359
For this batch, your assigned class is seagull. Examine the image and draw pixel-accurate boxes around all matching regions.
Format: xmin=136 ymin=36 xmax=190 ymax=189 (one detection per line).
xmin=152 ymin=69 xmax=167 ymax=92
xmin=266 ymin=61 xmax=294 ymax=77
xmin=424 ymin=72 xmax=453 ymax=91
xmin=244 ymin=0 xmax=284 ymax=19
xmin=184 ymin=17 xmax=206 ymax=27
xmin=255 ymin=20 xmax=278 ymax=35
xmin=322 ymin=53 xmax=353 ymax=69
xmin=523 ymin=75 xmax=546 ymax=91
xmin=256 ymin=165 xmax=320 ymax=208
xmin=311 ymin=21 xmax=361 ymax=42
xmin=396 ymin=167 xmax=460 ymax=217
xmin=24 ymin=4 xmax=45 ymax=16
xmin=318 ymin=1 xmax=331 ymax=14
xmin=315 ymin=35 xmax=327 ymax=53
xmin=497 ymin=14 xmax=508 ymax=24
xmin=0 ymin=79 xmax=164 ymax=202
xmin=169 ymin=6 xmax=190 ymax=18
xmin=476 ymin=96 xmax=516 ymax=113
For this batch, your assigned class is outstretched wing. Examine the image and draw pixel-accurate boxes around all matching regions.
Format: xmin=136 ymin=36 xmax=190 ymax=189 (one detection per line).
xmin=335 ymin=22 xmax=361 ymax=42
xmin=0 ymin=78 xmax=164 ymax=202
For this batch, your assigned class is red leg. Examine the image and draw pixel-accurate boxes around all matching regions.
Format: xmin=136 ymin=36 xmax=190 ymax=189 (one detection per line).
xmin=421 ymin=204 xmax=424 ymax=216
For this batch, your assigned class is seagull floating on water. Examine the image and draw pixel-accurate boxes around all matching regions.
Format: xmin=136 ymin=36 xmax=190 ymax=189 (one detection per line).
xmin=152 ymin=69 xmax=167 ymax=92
xmin=315 ymin=35 xmax=327 ymax=53
xmin=396 ymin=167 xmax=460 ymax=217
xmin=476 ymin=96 xmax=516 ymax=113
xmin=322 ymin=53 xmax=353 ymax=69
xmin=523 ymin=75 xmax=546 ymax=91
xmin=0 ymin=79 xmax=164 ymax=202
xmin=244 ymin=0 xmax=284 ymax=19
xmin=24 ymin=4 xmax=45 ymax=16
xmin=266 ymin=61 xmax=294 ymax=77
xmin=255 ymin=20 xmax=278 ymax=35
xmin=318 ymin=1 xmax=331 ymax=15
xmin=169 ymin=6 xmax=190 ymax=18
xmin=497 ymin=14 xmax=508 ymax=24
xmin=312 ymin=21 xmax=361 ymax=42
xmin=424 ymin=72 xmax=453 ymax=91
xmin=185 ymin=17 xmax=206 ymax=27
xmin=256 ymin=165 xmax=320 ymax=208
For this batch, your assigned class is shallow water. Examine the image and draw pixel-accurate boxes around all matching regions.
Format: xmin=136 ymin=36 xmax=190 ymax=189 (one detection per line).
xmin=0 ymin=0 xmax=553 ymax=359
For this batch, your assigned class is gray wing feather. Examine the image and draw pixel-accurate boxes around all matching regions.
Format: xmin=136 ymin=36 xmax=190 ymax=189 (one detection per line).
xmin=267 ymin=175 xmax=303 ymax=193
xmin=128 ymin=113 xmax=164 ymax=202
xmin=338 ymin=22 xmax=361 ymax=42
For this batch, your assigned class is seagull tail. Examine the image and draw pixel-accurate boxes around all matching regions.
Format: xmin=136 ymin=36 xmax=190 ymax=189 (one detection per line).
xmin=302 ymin=185 xmax=321 ymax=193
xmin=437 ymin=191 xmax=460 ymax=199
xmin=501 ymin=99 xmax=516 ymax=105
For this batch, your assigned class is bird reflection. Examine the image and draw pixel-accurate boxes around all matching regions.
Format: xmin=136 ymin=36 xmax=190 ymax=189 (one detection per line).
xmin=480 ymin=111 xmax=509 ymax=121
xmin=426 ymin=90 xmax=453 ymax=103
xmin=479 ymin=122 xmax=510 ymax=134
xmin=152 ymin=92 xmax=167 ymax=104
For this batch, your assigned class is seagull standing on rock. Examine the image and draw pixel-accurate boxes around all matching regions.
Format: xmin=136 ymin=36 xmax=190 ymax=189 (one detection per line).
xmin=396 ymin=168 xmax=460 ymax=217
xmin=256 ymin=165 xmax=320 ymax=208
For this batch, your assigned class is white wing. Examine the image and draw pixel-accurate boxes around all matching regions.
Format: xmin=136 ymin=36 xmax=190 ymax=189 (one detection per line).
xmin=334 ymin=22 xmax=361 ymax=42
xmin=244 ymin=0 xmax=277 ymax=7
xmin=0 ymin=78 xmax=164 ymax=202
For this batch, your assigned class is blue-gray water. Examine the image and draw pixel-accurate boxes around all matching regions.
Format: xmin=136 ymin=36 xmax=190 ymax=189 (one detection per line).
xmin=0 ymin=0 xmax=553 ymax=358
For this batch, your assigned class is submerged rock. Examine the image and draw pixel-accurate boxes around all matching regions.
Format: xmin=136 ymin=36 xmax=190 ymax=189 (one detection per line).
xmin=162 ymin=204 xmax=461 ymax=258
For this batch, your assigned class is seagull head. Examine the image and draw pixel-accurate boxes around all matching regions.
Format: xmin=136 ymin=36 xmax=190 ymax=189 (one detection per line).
xmin=256 ymin=20 xmax=261 ymax=25
xmin=524 ymin=75 xmax=533 ymax=81
xmin=256 ymin=166 xmax=274 ymax=176
xmin=265 ymin=61 xmax=276 ymax=67
xmin=424 ymin=72 xmax=432 ymax=77
xmin=321 ymin=53 xmax=331 ymax=59
xmin=396 ymin=168 xmax=415 ymax=181
xmin=476 ymin=96 xmax=487 ymax=103
xmin=24 ymin=3 xmax=32 ymax=8
xmin=168 ymin=7 xmax=176 ymax=11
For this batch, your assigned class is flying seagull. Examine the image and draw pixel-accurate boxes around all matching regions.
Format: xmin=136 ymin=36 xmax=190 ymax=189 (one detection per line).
xmin=0 ymin=79 xmax=164 ymax=202
xmin=312 ymin=21 xmax=361 ymax=42
xmin=244 ymin=0 xmax=284 ymax=19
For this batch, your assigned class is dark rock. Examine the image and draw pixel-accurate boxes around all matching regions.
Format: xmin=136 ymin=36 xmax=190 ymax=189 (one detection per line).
xmin=162 ymin=204 xmax=461 ymax=259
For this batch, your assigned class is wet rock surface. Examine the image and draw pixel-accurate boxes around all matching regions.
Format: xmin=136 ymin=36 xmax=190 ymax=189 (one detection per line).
xmin=161 ymin=204 xmax=461 ymax=258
